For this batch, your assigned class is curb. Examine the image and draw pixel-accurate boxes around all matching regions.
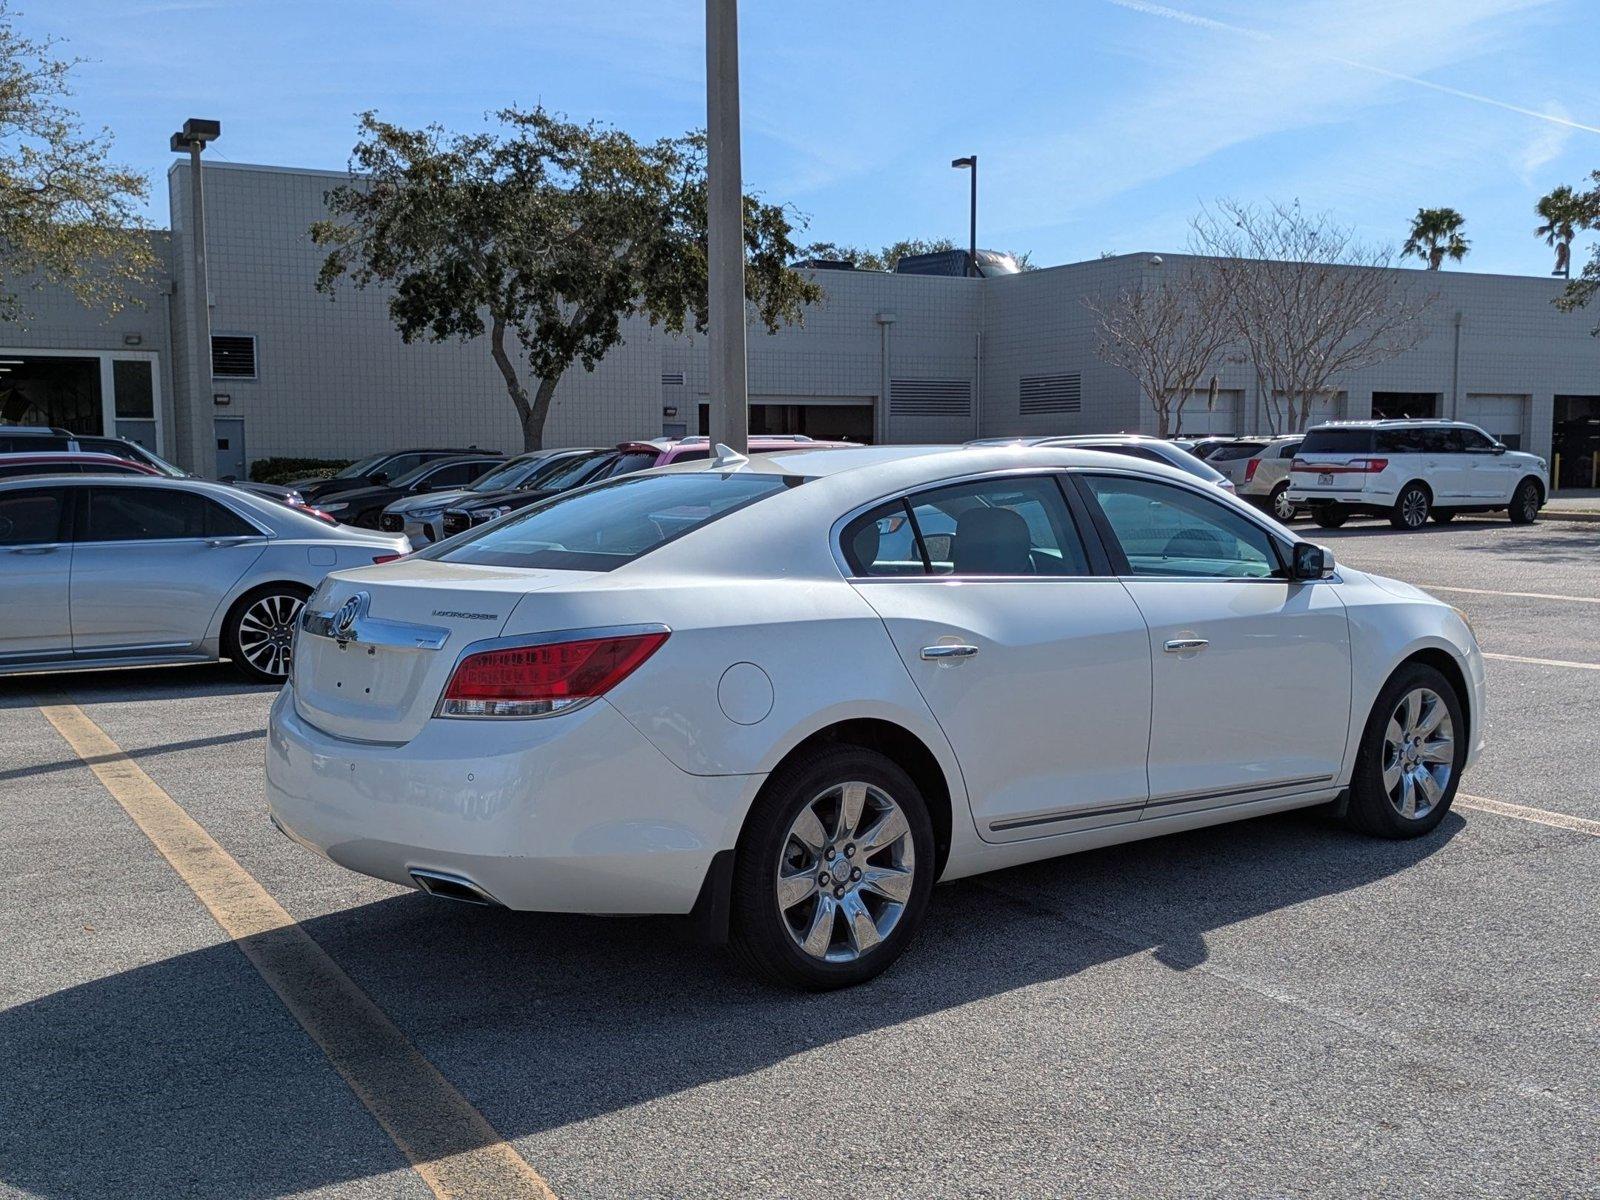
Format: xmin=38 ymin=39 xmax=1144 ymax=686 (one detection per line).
xmin=1542 ymin=509 xmax=1600 ymax=524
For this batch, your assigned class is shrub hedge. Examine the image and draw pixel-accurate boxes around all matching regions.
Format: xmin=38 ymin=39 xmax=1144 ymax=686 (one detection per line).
xmin=248 ymin=457 xmax=353 ymax=485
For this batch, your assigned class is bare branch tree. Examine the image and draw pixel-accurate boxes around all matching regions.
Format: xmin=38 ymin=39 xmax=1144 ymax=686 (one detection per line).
xmin=1083 ymin=264 xmax=1234 ymax=437
xmin=1190 ymin=200 xmax=1433 ymax=433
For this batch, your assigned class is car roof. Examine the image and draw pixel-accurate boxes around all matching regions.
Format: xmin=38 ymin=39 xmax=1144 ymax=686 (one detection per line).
xmin=0 ymin=451 xmax=151 ymax=465
xmin=1310 ymin=419 xmax=1480 ymax=429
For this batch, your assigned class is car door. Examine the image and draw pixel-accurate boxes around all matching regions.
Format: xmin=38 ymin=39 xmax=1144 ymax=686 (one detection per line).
xmin=1456 ymin=426 xmax=1516 ymax=499
xmin=1074 ymin=472 xmax=1352 ymax=817
xmin=844 ymin=473 xmax=1153 ymax=841
xmin=1413 ymin=427 xmax=1471 ymax=501
xmin=70 ymin=485 xmax=268 ymax=656
xmin=0 ymin=485 xmax=75 ymax=664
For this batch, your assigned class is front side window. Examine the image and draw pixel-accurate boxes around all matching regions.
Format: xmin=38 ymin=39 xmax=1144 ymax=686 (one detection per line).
xmin=0 ymin=488 xmax=67 ymax=545
xmin=1084 ymin=475 xmax=1279 ymax=579
xmin=84 ymin=487 xmax=254 ymax=542
xmin=1457 ymin=427 xmax=1497 ymax=451
xmin=426 ymin=471 xmax=802 ymax=571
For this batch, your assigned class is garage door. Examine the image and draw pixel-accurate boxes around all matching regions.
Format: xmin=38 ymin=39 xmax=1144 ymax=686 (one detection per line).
xmin=1172 ymin=389 xmax=1240 ymax=435
xmin=1461 ymin=394 xmax=1528 ymax=449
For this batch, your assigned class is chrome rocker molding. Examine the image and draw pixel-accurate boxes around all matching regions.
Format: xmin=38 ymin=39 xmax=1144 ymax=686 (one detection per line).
xmin=989 ymin=774 xmax=1339 ymax=833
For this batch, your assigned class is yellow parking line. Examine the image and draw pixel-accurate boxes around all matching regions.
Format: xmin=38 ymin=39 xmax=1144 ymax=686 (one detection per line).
xmin=1420 ymin=584 xmax=1600 ymax=605
xmin=1482 ymin=652 xmax=1600 ymax=671
xmin=35 ymin=698 xmax=558 ymax=1200
xmin=1457 ymin=794 xmax=1600 ymax=837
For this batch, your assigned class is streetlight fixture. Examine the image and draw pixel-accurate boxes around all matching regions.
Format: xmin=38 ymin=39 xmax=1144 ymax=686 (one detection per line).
xmin=170 ymin=118 xmax=221 ymax=472
xmin=951 ymin=155 xmax=977 ymax=277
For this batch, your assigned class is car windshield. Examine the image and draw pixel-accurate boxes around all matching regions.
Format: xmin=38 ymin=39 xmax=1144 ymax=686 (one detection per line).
xmin=389 ymin=461 xmax=451 ymax=488
xmin=520 ymin=452 xmax=610 ymax=492
xmin=425 ymin=470 xmax=802 ymax=572
xmin=468 ymin=455 xmax=548 ymax=492
xmin=334 ymin=453 xmax=388 ymax=479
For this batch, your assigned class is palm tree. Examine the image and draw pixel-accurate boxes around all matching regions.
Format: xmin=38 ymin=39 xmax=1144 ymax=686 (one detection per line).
xmin=1535 ymin=185 xmax=1590 ymax=277
xmin=1403 ymin=208 xmax=1469 ymax=270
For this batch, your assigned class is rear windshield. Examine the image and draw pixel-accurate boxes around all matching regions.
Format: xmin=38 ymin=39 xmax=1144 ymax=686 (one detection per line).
xmin=1300 ymin=429 xmax=1376 ymax=455
xmin=1205 ymin=442 xmax=1268 ymax=462
xmin=424 ymin=471 xmax=803 ymax=571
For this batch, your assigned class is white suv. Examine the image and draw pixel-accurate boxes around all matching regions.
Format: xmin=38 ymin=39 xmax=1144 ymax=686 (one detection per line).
xmin=1287 ymin=420 xmax=1548 ymax=530
xmin=1205 ymin=436 xmax=1303 ymax=521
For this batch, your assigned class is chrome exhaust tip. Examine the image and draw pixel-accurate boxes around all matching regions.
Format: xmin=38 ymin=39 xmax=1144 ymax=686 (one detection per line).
xmin=409 ymin=868 xmax=501 ymax=907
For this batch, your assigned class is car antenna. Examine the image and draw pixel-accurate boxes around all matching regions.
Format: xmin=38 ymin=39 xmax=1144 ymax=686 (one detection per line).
xmin=711 ymin=443 xmax=748 ymax=469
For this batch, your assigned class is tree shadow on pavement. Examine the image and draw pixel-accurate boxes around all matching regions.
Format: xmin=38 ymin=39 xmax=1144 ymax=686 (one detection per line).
xmin=0 ymin=808 xmax=1462 ymax=1199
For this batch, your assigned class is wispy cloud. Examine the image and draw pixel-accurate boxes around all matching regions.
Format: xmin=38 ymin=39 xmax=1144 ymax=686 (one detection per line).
xmin=1516 ymin=101 xmax=1575 ymax=182
xmin=1104 ymin=0 xmax=1600 ymax=135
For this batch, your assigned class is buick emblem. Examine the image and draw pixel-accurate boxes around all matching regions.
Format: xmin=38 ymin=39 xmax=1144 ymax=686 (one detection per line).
xmin=332 ymin=592 xmax=367 ymax=643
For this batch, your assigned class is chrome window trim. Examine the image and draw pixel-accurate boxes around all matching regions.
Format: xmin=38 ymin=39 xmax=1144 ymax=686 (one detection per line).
xmin=432 ymin=622 xmax=673 ymax=720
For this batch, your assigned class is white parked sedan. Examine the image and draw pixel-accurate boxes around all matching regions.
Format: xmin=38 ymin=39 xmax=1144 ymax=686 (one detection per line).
xmin=267 ymin=444 xmax=1485 ymax=988
xmin=0 ymin=475 xmax=408 ymax=682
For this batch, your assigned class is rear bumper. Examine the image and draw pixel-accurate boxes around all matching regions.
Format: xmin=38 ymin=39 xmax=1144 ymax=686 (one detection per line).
xmin=265 ymin=685 xmax=760 ymax=913
xmin=1287 ymin=485 xmax=1396 ymax=508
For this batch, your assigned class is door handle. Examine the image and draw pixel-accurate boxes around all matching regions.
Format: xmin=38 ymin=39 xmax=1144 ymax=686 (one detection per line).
xmin=921 ymin=644 xmax=979 ymax=660
xmin=1164 ymin=638 xmax=1209 ymax=653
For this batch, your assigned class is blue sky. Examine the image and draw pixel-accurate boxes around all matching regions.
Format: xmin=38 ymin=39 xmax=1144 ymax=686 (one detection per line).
xmin=35 ymin=0 xmax=1600 ymax=275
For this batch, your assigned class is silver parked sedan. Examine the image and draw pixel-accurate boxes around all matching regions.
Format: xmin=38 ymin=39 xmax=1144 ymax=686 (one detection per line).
xmin=0 ymin=474 xmax=408 ymax=682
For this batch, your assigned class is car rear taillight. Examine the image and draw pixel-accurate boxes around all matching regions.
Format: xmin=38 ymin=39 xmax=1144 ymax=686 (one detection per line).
xmin=1294 ymin=457 xmax=1388 ymax=474
xmin=1243 ymin=459 xmax=1260 ymax=483
xmin=439 ymin=631 xmax=669 ymax=718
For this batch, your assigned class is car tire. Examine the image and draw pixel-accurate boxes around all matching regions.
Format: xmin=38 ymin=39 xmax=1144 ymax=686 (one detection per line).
xmin=1345 ymin=661 xmax=1465 ymax=839
xmin=224 ymin=583 xmax=311 ymax=684
xmin=729 ymin=745 xmax=935 ymax=990
xmin=1507 ymin=478 xmax=1541 ymax=525
xmin=1430 ymin=508 xmax=1456 ymax=524
xmin=1390 ymin=483 xmax=1430 ymax=530
xmin=1269 ymin=483 xmax=1297 ymax=522
xmin=1312 ymin=506 xmax=1349 ymax=529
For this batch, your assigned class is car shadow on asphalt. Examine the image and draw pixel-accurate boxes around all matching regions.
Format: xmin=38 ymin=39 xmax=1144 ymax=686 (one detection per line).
xmin=0 ymin=807 xmax=1462 ymax=1198
xmin=1310 ymin=521 xmax=1599 ymax=565
xmin=0 ymin=663 xmax=278 ymax=709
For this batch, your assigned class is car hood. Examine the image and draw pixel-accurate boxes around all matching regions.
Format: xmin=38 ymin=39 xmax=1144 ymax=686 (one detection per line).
xmin=449 ymin=487 xmax=553 ymax=512
xmin=386 ymin=489 xmax=474 ymax=515
xmin=1358 ymin=570 xmax=1439 ymax=603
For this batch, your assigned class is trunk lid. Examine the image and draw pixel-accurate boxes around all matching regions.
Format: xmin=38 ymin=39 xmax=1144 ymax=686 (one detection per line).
xmin=291 ymin=559 xmax=595 ymax=743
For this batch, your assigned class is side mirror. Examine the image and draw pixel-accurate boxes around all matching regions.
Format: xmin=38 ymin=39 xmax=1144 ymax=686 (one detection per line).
xmin=1292 ymin=542 xmax=1335 ymax=581
xmin=1492 ymin=444 xmax=1507 ymax=455
xmin=369 ymin=471 xmax=389 ymax=485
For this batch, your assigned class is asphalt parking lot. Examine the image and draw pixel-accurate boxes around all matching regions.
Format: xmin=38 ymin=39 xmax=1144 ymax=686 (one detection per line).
xmin=2 ymin=513 xmax=1596 ymax=1199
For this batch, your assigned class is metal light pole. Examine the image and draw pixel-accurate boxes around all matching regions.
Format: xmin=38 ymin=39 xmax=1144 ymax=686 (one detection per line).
xmin=171 ymin=118 xmax=221 ymax=473
xmin=706 ymin=0 xmax=749 ymax=453
xmin=951 ymin=155 xmax=977 ymax=277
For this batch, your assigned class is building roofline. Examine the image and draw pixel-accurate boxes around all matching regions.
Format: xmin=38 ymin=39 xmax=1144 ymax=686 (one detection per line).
xmin=167 ymin=159 xmax=351 ymax=181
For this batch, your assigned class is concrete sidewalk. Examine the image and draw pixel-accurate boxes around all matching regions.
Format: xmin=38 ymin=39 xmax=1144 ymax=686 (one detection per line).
xmin=1545 ymin=487 xmax=1600 ymax=523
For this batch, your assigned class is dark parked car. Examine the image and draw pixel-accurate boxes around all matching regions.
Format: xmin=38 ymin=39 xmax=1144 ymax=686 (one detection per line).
xmin=287 ymin=448 xmax=500 ymax=504
xmin=439 ymin=448 xmax=627 ymax=537
xmin=0 ymin=452 xmax=162 ymax=480
xmin=313 ymin=455 xmax=503 ymax=528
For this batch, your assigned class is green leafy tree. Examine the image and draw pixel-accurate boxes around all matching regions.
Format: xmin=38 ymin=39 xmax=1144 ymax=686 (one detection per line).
xmin=803 ymin=236 xmax=1034 ymax=272
xmin=0 ymin=3 xmax=156 ymax=322
xmin=1403 ymin=207 xmax=1469 ymax=270
xmin=1535 ymin=183 xmax=1592 ymax=278
xmin=312 ymin=108 xmax=823 ymax=450
xmin=1554 ymin=171 xmax=1600 ymax=331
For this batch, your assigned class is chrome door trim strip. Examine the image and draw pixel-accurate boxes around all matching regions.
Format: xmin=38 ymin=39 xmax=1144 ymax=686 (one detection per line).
xmin=988 ymin=773 xmax=1338 ymax=833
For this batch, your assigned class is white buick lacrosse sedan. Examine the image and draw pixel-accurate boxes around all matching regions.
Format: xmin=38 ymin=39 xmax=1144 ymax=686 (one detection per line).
xmin=267 ymin=444 xmax=1484 ymax=989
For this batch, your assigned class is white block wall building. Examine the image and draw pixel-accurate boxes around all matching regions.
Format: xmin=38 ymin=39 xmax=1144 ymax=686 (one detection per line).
xmin=5 ymin=160 xmax=1600 ymax=485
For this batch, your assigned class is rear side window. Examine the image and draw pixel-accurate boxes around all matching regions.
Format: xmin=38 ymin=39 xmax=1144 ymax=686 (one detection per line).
xmin=1300 ymin=429 xmax=1375 ymax=455
xmin=84 ymin=487 xmax=256 ymax=541
xmin=427 ymin=471 xmax=802 ymax=571
xmin=0 ymin=435 xmax=70 ymax=452
xmin=592 ymin=451 xmax=661 ymax=478
xmin=0 ymin=488 xmax=67 ymax=545
xmin=526 ymin=453 xmax=609 ymax=491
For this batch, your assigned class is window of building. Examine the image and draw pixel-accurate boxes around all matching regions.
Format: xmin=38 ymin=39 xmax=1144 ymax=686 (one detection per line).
xmin=211 ymin=335 xmax=258 ymax=379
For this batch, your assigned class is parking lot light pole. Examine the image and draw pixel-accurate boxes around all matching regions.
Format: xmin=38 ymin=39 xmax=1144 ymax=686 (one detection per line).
xmin=951 ymin=155 xmax=977 ymax=277
xmin=706 ymin=0 xmax=749 ymax=453
xmin=170 ymin=118 xmax=221 ymax=473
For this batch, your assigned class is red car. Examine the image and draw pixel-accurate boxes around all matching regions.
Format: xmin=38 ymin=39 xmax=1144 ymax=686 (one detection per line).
xmin=0 ymin=452 xmax=162 ymax=480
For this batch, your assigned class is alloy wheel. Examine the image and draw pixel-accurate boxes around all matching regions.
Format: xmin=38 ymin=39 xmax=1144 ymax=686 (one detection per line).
xmin=776 ymin=781 xmax=916 ymax=963
xmin=1382 ymin=687 xmax=1454 ymax=820
xmin=1271 ymin=486 xmax=1295 ymax=522
xmin=1400 ymin=488 xmax=1429 ymax=528
xmin=236 ymin=592 xmax=305 ymax=680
